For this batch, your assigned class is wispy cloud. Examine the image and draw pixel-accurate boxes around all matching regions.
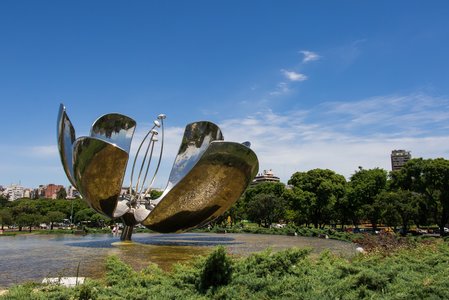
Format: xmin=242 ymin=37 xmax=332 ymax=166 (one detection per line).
xmin=300 ymin=50 xmax=320 ymax=63
xmin=5 ymin=93 xmax=449 ymax=187
xmin=269 ymin=82 xmax=291 ymax=96
xmin=219 ymin=93 xmax=449 ymax=182
xmin=29 ymin=145 xmax=58 ymax=157
xmin=334 ymin=39 xmax=367 ymax=68
xmin=281 ymin=69 xmax=307 ymax=82
xmin=321 ymin=93 xmax=449 ymax=136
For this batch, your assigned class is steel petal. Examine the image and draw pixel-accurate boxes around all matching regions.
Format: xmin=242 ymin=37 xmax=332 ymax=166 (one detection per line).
xmin=90 ymin=113 xmax=136 ymax=153
xmin=72 ymin=137 xmax=129 ymax=218
xmin=142 ymin=141 xmax=259 ymax=233
xmin=165 ymin=121 xmax=223 ymax=190
xmin=57 ymin=104 xmax=77 ymax=188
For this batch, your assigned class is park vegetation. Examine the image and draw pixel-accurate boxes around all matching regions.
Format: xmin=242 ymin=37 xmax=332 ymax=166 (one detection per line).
xmin=0 ymin=190 xmax=164 ymax=233
xmin=1 ymin=158 xmax=448 ymax=237
xmin=2 ymin=240 xmax=449 ymax=299
xmin=0 ymin=198 xmax=109 ymax=232
xmin=214 ymin=158 xmax=449 ymax=237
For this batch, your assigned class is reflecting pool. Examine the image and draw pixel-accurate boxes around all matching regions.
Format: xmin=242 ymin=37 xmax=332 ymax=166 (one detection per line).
xmin=0 ymin=233 xmax=357 ymax=288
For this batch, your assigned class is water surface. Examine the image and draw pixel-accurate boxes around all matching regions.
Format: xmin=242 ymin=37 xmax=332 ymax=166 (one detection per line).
xmin=0 ymin=233 xmax=356 ymax=288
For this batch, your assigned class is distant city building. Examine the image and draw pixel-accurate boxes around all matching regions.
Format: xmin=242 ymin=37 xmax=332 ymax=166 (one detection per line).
xmin=23 ymin=189 xmax=32 ymax=198
xmin=37 ymin=185 xmax=46 ymax=198
xmin=44 ymin=184 xmax=64 ymax=199
xmin=391 ymin=150 xmax=411 ymax=171
xmin=66 ymin=186 xmax=80 ymax=199
xmin=5 ymin=184 xmax=24 ymax=201
xmin=120 ymin=186 xmax=163 ymax=199
xmin=252 ymin=169 xmax=281 ymax=185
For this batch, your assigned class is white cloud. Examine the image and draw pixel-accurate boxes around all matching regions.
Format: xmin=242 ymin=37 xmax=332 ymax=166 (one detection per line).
xmin=218 ymin=93 xmax=449 ymax=182
xmin=269 ymin=82 xmax=291 ymax=96
xmin=6 ymin=93 xmax=449 ymax=188
xmin=281 ymin=69 xmax=308 ymax=82
xmin=300 ymin=50 xmax=320 ymax=63
xmin=29 ymin=145 xmax=58 ymax=157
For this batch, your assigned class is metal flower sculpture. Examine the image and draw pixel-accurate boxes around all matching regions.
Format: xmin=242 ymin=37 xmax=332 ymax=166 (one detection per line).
xmin=57 ymin=104 xmax=259 ymax=240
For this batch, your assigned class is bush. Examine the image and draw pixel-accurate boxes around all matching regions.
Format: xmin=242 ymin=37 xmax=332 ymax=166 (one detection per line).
xmin=2 ymin=241 xmax=449 ymax=299
xmin=198 ymin=246 xmax=232 ymax=292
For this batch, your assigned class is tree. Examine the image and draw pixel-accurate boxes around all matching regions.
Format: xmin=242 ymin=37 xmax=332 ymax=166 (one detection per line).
xmin=74 ymin=208 xmax=110 ymax=227
xmin=246 ymin=193 xmax=286 ymax=227
xmin=288 ymin=169 xmax=346 ymax=228
xmin=376 ymin=190 xmax=421 ymax=234
xmin=15 ymin=213 xmax=41 ymax=232
xmin=149 ymin=189 xmax=163 ymax=199
xmin=239 ymin=182 xmax=286 ymax=225
xmin=244 ymin=182 xmax=285 ymax=202
xmin=347 ymin=168 xmax=387 ymax=230
xmin=0 ymin=208 xmax=13 ymax=230
xmin=75 ymin=208 xmax=95 ymax=224
xmin=45 ymin=211 xmax=66 ymax=230
xmin=57 ymin=187 xmax=67 ymax=200
xmin=391 ymin=158 xmax=449 ymax=236
xmin=0 ymin=196 xmax=9 ymax=208
xmin=283 ymin=187 xmax=310 ymax=225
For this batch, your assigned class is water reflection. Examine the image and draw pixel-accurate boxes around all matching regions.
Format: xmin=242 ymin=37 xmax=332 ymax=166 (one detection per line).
xmin=0 ymin=233 xmax=356 ymax=288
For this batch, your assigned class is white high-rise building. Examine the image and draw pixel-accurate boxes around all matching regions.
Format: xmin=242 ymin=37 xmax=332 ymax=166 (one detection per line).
xmin=5 ymin=184 xmax=25 ymax=201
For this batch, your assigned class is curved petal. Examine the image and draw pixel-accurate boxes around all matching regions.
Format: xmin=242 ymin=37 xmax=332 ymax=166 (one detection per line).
xmin=142 ymin=141 xmax=259 ymax=233
xmin=165 ymin=121 xmax=223 ymax=190
xmin=72 ymin=137 xmax=129 ymax=218
xmin=56 ymin=104 xmax=77 ymax=188
xmin=90 ymin=113 xmax=136 ymax=153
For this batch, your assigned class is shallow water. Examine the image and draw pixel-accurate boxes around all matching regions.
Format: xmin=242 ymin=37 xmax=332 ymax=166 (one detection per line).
xmin=0 ymin=233 xmax=356 ymax=288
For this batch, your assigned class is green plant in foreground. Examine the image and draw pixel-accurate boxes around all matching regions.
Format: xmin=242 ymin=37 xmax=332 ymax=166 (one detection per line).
xmin=2 ymin=241 xmax=449 ymax=300
xmin=199 ymin=246 xmax=232 ymax=292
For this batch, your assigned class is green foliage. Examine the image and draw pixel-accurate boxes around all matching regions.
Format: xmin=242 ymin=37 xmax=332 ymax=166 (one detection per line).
xmin=205 ymin=224 xmax=358 ymax=242
xmin=56 ymin=187 xmax=67 ymax=200
xmin=347 ymin=167 xmax=387 ymax=229
xmin=106 ymin=256 xmax=136 ymax=286
xmin=15 ymin=213 xmax=41 ymax=232
xmin=2 ymin=199 xmax=92 ymax=230
xmin=288 ymin=169 xmax=346 ymax=228
xmin=3 ymin=241 xmax=449 ymax=299
xmin=199 ymin=246 xmax=232 ymax=292
xmin=0 ymin=208 xmax=12 ymax=229
xmin=0 ymin=196 xmax=8 ymax=208
xmin=246 ymin=193 xmax=286 ymax=227
xmin=45 ymin=211 xmax=66 ymax=230
xmin=391 ymin=158 xmax=449 ymax=236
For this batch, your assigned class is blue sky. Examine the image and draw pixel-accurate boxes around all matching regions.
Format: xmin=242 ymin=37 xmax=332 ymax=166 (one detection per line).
xmin=1 ymin=1 xmax=449 ymax=188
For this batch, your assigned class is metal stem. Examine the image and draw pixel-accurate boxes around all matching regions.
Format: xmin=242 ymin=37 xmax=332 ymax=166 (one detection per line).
xmin=143 ymin=118 xmax=164 ymax=198
xmin=134 ymin=131 xmax=157 ymax=200
xmin=120 ymin=225 xmax=134 ymax=241
xmin=137 ymin=139 xmax=157 ymax=197
xmin=128 ymin=124 xmax=156 ymax=197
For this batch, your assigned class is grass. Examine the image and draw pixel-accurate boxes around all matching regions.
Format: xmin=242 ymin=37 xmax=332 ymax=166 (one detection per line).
xmin=2 ymin=239 xmax=448 ymax=299
xmin=197 ymin=224 xmax=362 ymax=242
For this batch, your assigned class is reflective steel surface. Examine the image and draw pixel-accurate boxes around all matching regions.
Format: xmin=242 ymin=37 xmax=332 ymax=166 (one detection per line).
xmin=165 ymin=121 xmax=223 ymax=190
xmin=57 ymin=104 xmax=77 ymax=188
xmin=142 ymin=141 xmax=259 ymax=232
xmin=73 ymin=137 xmax=129 ymax=218
xmin=57 ymin=105 xmax=259 ymax=234
xmin=90 ymin=113 xmax=136 ymax=153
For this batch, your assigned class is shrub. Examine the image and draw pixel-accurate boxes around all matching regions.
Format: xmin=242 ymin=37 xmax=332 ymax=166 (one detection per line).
xmin=198 ymin=246 xmax=232 ymax=292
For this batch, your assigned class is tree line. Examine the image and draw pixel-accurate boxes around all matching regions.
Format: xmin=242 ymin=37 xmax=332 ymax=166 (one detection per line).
xmin=217 ymin=158 xmax=449 ymax=236
xmin=0 ymin=190 xmax=164 ymax=232
xmin=2 ymin=157 xmax=448 ymax=236
xmin=0 ymin=198 xmax=109 ymax=232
